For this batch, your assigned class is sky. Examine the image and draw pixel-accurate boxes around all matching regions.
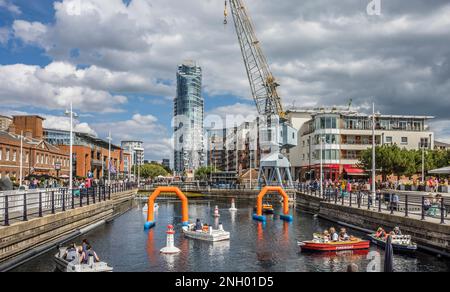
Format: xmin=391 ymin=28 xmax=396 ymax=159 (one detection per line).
xmin=0 ymin=0 xmax=449 ymax=162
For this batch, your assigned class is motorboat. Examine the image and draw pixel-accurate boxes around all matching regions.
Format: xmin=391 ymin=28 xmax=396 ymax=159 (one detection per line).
xmin=368 ymin=234 xmax=417 ymax=254
xmin=182 ymin=224 xmax=230 ymax=242
xmin=54 ymin=247 xmax=113 ymax=273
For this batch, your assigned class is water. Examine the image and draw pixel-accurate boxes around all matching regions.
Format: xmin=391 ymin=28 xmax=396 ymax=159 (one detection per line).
xmin=12 ymin=199 xmax=450 ymax=272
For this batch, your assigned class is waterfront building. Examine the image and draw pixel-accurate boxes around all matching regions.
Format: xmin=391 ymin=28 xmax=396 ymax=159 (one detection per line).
xmin=121 ymin=141 xmax=145 ymax=168
xmin=174 ymin=61 xmax=205 ymax=174
xmin=0 ymin=115 xmax=12 ymax=131
xmin=285 ymin=108 xmax=435 ymax=181
xmin=0 ymin=117 xmax=69 ymax=179
xmin=435 ymin=141 xmax=450 ymax=151
xmin=45 ymin=128 xmax=125 ymax=179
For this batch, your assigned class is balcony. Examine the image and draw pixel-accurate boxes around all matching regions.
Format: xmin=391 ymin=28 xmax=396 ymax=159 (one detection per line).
xmin=91 ymin=159 xmax=104 ymax=168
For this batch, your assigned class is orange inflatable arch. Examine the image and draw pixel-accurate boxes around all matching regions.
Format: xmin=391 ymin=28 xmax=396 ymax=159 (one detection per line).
xmin=253 ymin=186 xmax=293 ymax=222
xmin=144 ymin=187 xmax=189 ymax=229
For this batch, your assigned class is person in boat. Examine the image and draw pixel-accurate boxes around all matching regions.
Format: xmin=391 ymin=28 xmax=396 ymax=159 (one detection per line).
xmin=375 ymin=227 xmax=387 ymax=239
xmin=202 ymin=224 xmax=210 ymax=233
xmin=81 ymin=245 xmax=100 ymax=264
xmin=329 ymin=228 xmax=339 ymax=242
xmin=339 ymin=228 xmax=350 ymax=241
xmin=81 ymin=239 xmax=90 ymax=254
xmin=393 ymin=227 xmax=402 ymax=236
xmin=322 ymin=230 xmax=331 ymax=242
xmin=63 ymin=243 xmax=80 ymax=264
xmin=195 ymin=219 xmax=203 ymax=231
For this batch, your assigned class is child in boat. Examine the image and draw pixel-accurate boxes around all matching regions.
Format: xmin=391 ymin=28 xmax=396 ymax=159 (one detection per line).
xmin=393 ymin=227 xmax=402 ymax=236
xmin=329 ymin=227 xmax=339 ymax=242
xmin=195 ymin=219 xmax=203 ymax=231
xmin=322 ymin=230 xmax=331 ymax=242
xmin=339 ymin=228 xmax=350 ymax=241
xmin=202 ymin=224 xmax=210 ymax=233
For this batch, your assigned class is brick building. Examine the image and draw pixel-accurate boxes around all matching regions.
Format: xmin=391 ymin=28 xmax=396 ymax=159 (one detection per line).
xmin=0 ymin=120 xmax=70 ymax=180
xmin=45 ymin=129 xmax=126 ymax=179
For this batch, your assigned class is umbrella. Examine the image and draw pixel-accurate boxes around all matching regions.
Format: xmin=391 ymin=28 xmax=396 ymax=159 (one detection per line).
xmin=428 ymin=166 xmax=450 ymax=175
xmin=384 ymin=235 xmax=394 ymax=272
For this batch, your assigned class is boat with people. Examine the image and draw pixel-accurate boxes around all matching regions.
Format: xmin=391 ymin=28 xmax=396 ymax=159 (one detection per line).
xmin=368 ymin=233 xmax=417 ymax=254
xmin=298 ymin=227 xmax=370 ymax=252
xmin=262 ymin=204 xmax=274 ymax=214
xmin=182 ymin=222 xmax=230 ymax=242
xmin=54 ymin=246 xmax=113 ymax=273
xmin=298 ymin=235 xmax=370 ymax=252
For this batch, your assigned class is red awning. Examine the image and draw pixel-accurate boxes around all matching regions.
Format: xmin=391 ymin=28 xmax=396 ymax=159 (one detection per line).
xmin=344 ymin=166 xmax=366 ymax=175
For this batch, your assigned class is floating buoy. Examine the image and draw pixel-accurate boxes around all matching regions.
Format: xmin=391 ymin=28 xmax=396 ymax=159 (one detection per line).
xmin=160 ymin=225 xmax=181 ymax=254
xmin=213 ymin=206 xmax=221 ymax=218
xmin=229 ymin=198 xmax=238 ymax=211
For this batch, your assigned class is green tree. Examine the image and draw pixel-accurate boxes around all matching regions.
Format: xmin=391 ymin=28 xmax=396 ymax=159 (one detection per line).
xmin=136 ymin=164 xmax=168 ymax=179
xmin=195 ymin=166 xmax=217 ymax=181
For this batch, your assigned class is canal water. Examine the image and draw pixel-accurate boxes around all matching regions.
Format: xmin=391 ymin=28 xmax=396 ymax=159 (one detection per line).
xmin=13 ymin=199 xmax=450 ymax=272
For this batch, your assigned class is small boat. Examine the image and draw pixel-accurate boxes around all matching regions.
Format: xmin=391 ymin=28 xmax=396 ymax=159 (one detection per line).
xmin=261 ymin=204 xmax=274 ymax=214
xmin=368 ymin=234 xmax=417 ymax=254
xmin=298 ymin=234 xmax=370 ymax=252
xmin=182 ymin=224 xmax=230 ymax=242
xmin=142 ymin=203 xmax=159 ymax=213
xmin=54 ymin=247 xmax=113 ymax=273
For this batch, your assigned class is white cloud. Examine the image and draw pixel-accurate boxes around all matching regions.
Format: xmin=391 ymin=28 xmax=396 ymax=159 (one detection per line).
xmin=0 ymin=0 xmax=21 ymax=15
xmin=0 ymin=62 xmax=129 ymax=113
xmin=43 ymin=115 xmax=97 ymax=136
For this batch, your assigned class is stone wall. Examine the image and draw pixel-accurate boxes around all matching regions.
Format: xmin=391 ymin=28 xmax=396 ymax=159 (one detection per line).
xmin=0 ymin=189 xmax=136 ymax=269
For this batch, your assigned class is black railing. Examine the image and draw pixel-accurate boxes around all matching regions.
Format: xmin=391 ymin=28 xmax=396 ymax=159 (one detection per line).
xmin=0 ymin=183 xmax=137 ymax=227
xmin=296 ymin=183 xmax=448 ymax=225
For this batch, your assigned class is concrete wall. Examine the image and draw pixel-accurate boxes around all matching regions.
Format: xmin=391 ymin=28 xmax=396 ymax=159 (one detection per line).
xmin=0 ymin=189 xmax=136 ymax=269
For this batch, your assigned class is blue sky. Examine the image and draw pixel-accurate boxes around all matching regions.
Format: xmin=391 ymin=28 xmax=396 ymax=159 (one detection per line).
xmin=1 ymin=0 xmax=450 ymax=161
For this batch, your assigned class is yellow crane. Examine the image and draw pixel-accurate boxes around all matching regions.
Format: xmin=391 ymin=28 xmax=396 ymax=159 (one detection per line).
xmin=224 ymin=0 xmax=297 ymax=188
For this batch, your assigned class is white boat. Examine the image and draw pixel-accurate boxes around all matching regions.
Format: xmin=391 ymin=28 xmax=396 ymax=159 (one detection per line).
xmin=54 ymin=247 xmax=113 ymax=273
xmin=182 ymin=224 xmax=230 ymax=242
xmin=142 ymin=203 xmax=159 ymax=213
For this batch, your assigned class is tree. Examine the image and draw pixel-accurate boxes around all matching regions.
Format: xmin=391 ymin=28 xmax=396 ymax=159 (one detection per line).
xmin=195 ymin=166 xmax=217 ymax=182
xmin=136 ymin=164 xmax=168 ymax=180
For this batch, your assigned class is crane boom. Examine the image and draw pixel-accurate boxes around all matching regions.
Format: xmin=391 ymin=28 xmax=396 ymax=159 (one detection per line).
xmin=227 ymin=0 xmax=285 ymax=118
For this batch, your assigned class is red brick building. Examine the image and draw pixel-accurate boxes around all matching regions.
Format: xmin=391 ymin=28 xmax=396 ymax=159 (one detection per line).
xmin=0 ymin=123 xmax=70 ymax=180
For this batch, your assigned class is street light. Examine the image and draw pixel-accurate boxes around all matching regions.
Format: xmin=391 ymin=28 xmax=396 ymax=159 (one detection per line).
xmin=419 ymin=141 xmax=427 ymax=184
xmin=320 ymin=135 xmax=325 ymax=197
xmin=65 ymin=102 xmax=78 ymax=191
xmin=19 ymin=130 xmax=23 ymax=187
xmin=371 ymin=103 xmax=376 ymax=203
xmin=107 ymin=131 xmax=112 ymax=186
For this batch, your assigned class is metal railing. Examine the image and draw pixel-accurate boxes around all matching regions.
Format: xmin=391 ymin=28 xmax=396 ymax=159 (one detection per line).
xmin=0 ymin=183 xmax=137 ymax=227
xmin=297 ymin=183 xmax=449 ymax=225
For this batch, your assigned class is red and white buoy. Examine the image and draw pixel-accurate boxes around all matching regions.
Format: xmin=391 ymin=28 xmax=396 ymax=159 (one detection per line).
xmin=229 ymin=198 xmax=238 ymax=211
xmin=213 ymin=205 xmax=221 ymax=218
xmin=160 ymin=225 xmax=180 ymax=254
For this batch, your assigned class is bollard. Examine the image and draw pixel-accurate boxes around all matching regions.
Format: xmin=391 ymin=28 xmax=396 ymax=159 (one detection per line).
xmin=62 ymin=189 xmax=66 ymax=212
xmin=349 ymin=192 xmax=353 ymax=207
xmin=52 ymin=191 xmax=56 ymax=214
xmin=93 ymin=187 xmax=96 ymax=204
xmin=441 ymin=198 xmax=445 ymax=224
xmin=421 ymin=196 xmax=426 ymax=221
xmin=72 ymin=189 xmax=75 ymax=209
xmin=39 ymin=192 xmax=43 ymax=217
xmin=405 ymin=195 xmax=409 ymax=218
xmin=87 ymin=188 xmax=90 ymax=206
xmin=23 ymin=193 xmax=28 ymax=221
xmin=79 ymin=190 xmax=83 ymax=208
xmin=4 ymin=195 xmax=9 ymax=226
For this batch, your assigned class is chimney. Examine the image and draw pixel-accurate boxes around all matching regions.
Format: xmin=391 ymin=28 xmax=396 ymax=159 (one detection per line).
xmin=25 ymin=130 xmax=33 ymax=139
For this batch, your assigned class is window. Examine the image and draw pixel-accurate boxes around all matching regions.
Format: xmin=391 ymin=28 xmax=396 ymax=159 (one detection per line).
xmin=13 ymin=150 xmax=17 ymax=162
xmin=0 ymin=149 xmax=2 ymax=161
xmin=386 ymin=136 xmax=393 ymax=144
xmin=6 ymin=149 xmax=10 ymax=161
xmin=26 ymin=152 xmax=29 ymax=163
xmin=401 ymin=137 xmax=408 ymax=144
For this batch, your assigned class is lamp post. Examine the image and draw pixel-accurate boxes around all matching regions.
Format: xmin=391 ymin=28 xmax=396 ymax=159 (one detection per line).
xmin=65 ymin=102 xmax=78 ymax=191
xmin=320 ymin=135 xmax=325 ymax=197
xmin=419 ymin=142 xmax=426 ymax=184
xmin=107 ymin=131 xmax=112 ymax=186
xmin=371 ymin=103 xmax=376 ymax=203
xmin=19 ymin=130 xmax=23 ymax=187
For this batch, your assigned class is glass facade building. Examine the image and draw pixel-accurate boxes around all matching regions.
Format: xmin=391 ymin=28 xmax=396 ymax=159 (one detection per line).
xmin=174 ymin=61 xmax=205 ymax=173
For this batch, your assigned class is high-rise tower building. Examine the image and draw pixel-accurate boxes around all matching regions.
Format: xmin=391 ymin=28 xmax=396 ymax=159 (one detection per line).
xmin=174 ymin=61 xmax=205 ymax=174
